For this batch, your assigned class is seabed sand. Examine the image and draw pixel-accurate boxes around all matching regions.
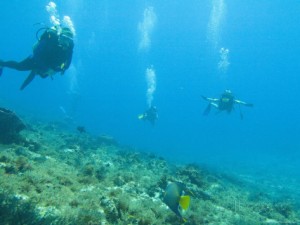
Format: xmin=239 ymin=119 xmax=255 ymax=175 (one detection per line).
xmin=0 ymin=119 xmax=299 ymax=225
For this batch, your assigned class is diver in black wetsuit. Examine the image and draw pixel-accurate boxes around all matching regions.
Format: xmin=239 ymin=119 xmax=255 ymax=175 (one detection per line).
xmin=0 ymin=26 xmax=74 ymax=90
xmin=202 ymin=89 xmax=253 ymax=119
xmin=138 ymin=106 xmax=158 ymax=125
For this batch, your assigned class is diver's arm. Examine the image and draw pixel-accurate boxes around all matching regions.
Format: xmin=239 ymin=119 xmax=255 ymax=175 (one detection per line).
xmin=234 ymin=99 xmax=253 ymax=107
xmin=202 ymin=96 xmax=219 ymax=102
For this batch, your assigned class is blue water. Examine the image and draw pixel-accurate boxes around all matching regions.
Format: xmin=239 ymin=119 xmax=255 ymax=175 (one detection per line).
xmin=1 ymin=1 xmax=300 ymax=196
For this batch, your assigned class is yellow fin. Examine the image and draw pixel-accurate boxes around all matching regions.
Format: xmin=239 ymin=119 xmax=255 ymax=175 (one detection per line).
xmin=138 ymin=114 xmax=144 ymax=120
xmin=179 ymin=195 xmax=190 ymax=210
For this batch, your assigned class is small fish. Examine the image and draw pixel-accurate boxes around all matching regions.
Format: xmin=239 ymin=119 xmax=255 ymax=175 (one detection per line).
xmin=163 ymin=182 xmax=191 ymax=220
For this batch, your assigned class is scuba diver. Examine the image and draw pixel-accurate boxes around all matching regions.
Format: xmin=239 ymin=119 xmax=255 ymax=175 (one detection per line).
xmin=0 ymin=26 xmax=74 ymax=90
xmin=138 ymin=105 xmax=158 ymax=126
xmin=202 ymin=89 xmax=253 ymax=119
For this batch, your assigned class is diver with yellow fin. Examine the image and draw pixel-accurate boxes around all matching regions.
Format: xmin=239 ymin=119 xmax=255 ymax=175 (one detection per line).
xmin=138 ymin=105 xmax=158 ymax=126
xmin=0 ymin=25 xmax=74 ymax=90
xmin=163 ymin=182 xmax=191 ymax=221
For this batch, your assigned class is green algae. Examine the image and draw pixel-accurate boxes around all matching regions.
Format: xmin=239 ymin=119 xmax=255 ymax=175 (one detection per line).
xmin=0 ymin=120 xmax=299 ymax=225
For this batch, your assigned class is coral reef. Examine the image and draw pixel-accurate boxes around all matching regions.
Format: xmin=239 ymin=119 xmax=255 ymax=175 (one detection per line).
xmin=0 ymin=119 xmax=299 ymax=224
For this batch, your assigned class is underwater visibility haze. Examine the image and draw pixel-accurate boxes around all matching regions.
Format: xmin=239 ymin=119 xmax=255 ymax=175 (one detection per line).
xmin=0 ymin=0 xmax=300 ymax=224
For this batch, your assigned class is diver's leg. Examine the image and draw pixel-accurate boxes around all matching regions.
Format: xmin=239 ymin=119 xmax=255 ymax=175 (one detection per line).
xmin=0 ymin=57 xmax=34 ymax=71
xmin=20 ymin=71 xmax=36 ymax=90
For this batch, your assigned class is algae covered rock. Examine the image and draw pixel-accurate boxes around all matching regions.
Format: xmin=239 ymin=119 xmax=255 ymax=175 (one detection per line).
xmin=0 ymin=107 xmax=26 ymax=144
xmin=96 ymin=135 xmax=118 ymax=146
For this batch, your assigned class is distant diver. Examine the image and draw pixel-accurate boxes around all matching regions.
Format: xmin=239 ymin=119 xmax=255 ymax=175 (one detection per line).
xmin=202 ymin=89 xmax=253 ymax=119
xmin=77 ymin=126 xmax=86 ymax=134
xmin=138 ymin=105 xmax=158 ymax=125
xmin=163 ymin=182 xmax=191 ymax=221
xmin=0 ymin=25 xmax=74 ymax=90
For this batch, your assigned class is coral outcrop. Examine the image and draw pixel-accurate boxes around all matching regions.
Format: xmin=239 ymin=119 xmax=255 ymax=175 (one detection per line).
xmin=0 ymin=118 xmax=299 ymax=224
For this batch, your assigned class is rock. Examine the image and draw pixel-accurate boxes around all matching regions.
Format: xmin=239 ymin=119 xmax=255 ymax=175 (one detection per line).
xmin=0 ymin=107 xmax=26 ymax=144
xmin=97 ymin=135 xmax=118 ymax=146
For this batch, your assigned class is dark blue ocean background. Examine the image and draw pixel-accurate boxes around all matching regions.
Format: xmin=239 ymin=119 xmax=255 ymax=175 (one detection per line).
xmin=1 ymin=0 xmax=299 ymax=202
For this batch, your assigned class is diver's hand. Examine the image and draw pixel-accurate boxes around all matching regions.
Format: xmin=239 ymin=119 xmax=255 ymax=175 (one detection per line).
xmin=202 ymin=96 xmax=208 ymax=101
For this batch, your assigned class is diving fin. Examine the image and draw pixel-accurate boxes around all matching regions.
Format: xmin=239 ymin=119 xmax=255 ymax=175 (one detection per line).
xmin=238 ymin=105 xmax=244 ymax=120
xmin=20 ymin=71 xmax=36 ymax=90
xmin=203 ymin=103 xmax=211 ymax=115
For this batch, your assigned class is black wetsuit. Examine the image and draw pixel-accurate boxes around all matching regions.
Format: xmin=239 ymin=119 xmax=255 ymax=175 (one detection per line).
xmin=0 ymin=28 xmax=74 ymax=89
xmin=144 ymin=106 xmax=158 ymax=125
xmin=218 ymin=93 xmax=234 ymax=113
